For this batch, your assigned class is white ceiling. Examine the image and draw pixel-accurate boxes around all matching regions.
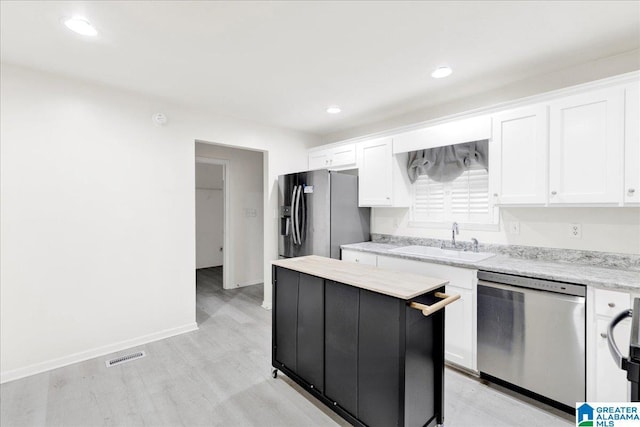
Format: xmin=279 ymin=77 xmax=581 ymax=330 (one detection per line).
xmin=1 ymin=1 xmax=639 ymax=136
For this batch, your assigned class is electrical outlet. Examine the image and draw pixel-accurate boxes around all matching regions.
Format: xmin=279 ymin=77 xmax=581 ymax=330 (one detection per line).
xmin=569 ymin=223 xmax=582 ymax=239
xmin=508 ymin=221 xmax=520 ymax=235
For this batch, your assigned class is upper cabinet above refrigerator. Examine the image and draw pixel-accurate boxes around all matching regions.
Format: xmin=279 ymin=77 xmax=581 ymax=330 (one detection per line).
xmin=308 ymin=143 xmax=356 ymax=171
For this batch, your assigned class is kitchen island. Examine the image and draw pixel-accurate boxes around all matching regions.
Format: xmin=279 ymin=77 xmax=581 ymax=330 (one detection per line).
xmin=271 ymin=255 xmax=456 ymax=427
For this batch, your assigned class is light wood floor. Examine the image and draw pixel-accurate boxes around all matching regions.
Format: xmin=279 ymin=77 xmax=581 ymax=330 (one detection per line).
xmin=1 ymin=267 xmax=573 ymax=427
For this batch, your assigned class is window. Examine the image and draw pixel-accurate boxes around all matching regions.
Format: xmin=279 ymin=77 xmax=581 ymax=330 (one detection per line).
xmin=411 ymin=164 xmax=495 ymax=225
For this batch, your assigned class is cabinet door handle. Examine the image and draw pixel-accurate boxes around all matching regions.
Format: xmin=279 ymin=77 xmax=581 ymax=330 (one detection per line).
xmin=409 ymin=292 xmax=460 ymax=317
xmin=355 ymin=259 xmax=359 ymax=263
xmin=629 ymin=188 xmax=636 ymax=195
xmin=600 ymin=332 xmax=608 ymax=339
xmin=608 ymin=302 xmax=616 ymax=308
xmin=551 ymin=191 xmax=557 ymax=196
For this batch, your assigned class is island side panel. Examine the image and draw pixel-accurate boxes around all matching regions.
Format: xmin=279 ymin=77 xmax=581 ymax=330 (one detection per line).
xmin=273 ymin=266 xmax=299 ymax=371
xmin=434 ymin=297 xmax=445 ymax=426
xmin=325 ymin=280 xmax=360 ymax=417
xmin=297 ymin=273 xmax=325 ymax=391
xmin=358 ymin=289 xmax=403 ymax=427
xmin=403 ymin=289 xmax=446 ymax=427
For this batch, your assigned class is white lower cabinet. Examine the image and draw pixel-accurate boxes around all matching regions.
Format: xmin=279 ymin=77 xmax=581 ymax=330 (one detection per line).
xmin=443 ymin=285 xmax=474 ymax=369
xmin=589 ymin=288 xmax=633 ymax=402
xmin=595 ymin=317 xmax=630 ymax=402
xmin=341 ymin=249 xmax=377 ymax=266
xmin=376 ymin=255 xmax=477 ymax=371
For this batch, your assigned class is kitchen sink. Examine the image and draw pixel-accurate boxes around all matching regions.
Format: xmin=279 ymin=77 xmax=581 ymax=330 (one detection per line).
xmin=388 ymin=245 xmax=495 ymax=263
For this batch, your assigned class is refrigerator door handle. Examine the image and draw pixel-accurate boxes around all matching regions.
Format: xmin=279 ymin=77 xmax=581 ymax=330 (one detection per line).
xmin=291 ymin=185 xmax=298 ymax=245
xmin=607 ymin=309 xmax=632 ymax=369
xmin=298 ymin=185 xmax=306 ymax=245
xmin=295 ymin=185 xmax=303 ymax=245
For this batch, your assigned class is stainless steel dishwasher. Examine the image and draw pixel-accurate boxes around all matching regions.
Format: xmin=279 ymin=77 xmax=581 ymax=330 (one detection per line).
xmin=477 ymin=271 xmax=586 ymax=410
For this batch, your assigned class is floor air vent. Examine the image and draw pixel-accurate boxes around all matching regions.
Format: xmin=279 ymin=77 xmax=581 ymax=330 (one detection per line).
xmin=105 ymin=351 xmax=146 ymax=367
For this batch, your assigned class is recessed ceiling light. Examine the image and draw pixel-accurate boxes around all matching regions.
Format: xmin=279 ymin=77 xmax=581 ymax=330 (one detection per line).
xmin=63 ymin=17 xmax=98 ymax=37
xmin=326 ymin=106 xmax=341 ymax=114
xmin=431 ymin=66 xmax=453 ymax=79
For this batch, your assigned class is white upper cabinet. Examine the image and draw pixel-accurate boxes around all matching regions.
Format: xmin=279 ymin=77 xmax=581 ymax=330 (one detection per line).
xmin=358 ymin=138 xmax=410 ymax=207
xmin=548 ymin=87 xmax=625 ymax=205
xmin=308 ymin=150 xmax=330 ymax=170
xmin=491 ymin=105 xmax=549 ymax=205
xmin=308 ymin=143 xmax=356 ymax=170
xmin=308 ymin=73 xmax=638 ymax=208
xmin=358 ymin=138 xmax=393 ymax=205
xmin=624 ymin=82 xmax=640 ymax=205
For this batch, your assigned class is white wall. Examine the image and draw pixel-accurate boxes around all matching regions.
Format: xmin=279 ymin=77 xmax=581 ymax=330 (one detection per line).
xmin=195 ymin=163 xmax=223 ymax=269
xmin=195 ymin=143 xmax=264 ymax=287
xmin=323 ymin=50 xmax=640 ymax=143
xmin=0 ymin=63 xmax=317 ymax=382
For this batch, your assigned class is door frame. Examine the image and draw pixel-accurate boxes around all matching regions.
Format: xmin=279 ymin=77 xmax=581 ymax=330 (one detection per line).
xmin=195 ymin=156 xmax=232 ymax=289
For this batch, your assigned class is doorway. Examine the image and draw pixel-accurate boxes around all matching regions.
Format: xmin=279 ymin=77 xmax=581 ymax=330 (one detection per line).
xmin=195 ymin=157 xmax=230 ymax=288
xmin=194 ymin=141 xmax=265 ymax=299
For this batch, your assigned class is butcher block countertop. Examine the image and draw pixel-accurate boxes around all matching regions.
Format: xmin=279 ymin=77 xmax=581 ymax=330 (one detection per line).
xmin=272 ymin=255 xmax=448 ymax=300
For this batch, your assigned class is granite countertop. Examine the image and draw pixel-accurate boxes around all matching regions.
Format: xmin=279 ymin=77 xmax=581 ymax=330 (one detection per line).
xmin=341 ymin=242 xmax=640 ymax=292
xmin=272 ymin=255 xmax=448 ymax=300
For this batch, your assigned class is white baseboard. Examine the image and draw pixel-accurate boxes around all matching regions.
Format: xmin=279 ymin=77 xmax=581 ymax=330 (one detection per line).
xmin=0 ymin=322 xmax=198 ymax=384
xmin=226 ymin=279 xmax=262 ymax=289
xmin=262 ymin=300 xmax=272 ymax=310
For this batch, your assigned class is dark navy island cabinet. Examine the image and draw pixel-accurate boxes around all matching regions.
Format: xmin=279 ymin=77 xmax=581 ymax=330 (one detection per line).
xmin=272 ymin=262 xmax=449 ymax=427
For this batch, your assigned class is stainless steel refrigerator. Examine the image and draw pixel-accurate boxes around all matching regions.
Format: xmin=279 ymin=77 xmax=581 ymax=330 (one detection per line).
xmin=278 ymin=170 xmax=370 ymax=259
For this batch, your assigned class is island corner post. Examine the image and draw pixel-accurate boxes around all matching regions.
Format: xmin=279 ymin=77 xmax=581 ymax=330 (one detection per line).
xmin=270 ymin=256 xmax=457 ymax=427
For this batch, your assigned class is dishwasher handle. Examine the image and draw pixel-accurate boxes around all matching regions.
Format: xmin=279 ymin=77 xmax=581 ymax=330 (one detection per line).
xmin=608 ymin=309 xmax=632 ymax=370
xmin=478 ymin=280 xmax=586 ymax=302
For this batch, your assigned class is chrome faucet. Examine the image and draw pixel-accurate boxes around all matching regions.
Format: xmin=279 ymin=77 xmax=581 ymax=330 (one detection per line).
xmin=471 ymin=237 xmax=479 ymax=253
xmin=451 ymin=222 xmax=459 ymax=248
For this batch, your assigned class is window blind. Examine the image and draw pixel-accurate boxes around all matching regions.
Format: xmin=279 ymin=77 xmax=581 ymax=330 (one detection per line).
xmin=412 ymin=166 xmax=491 ymax=223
